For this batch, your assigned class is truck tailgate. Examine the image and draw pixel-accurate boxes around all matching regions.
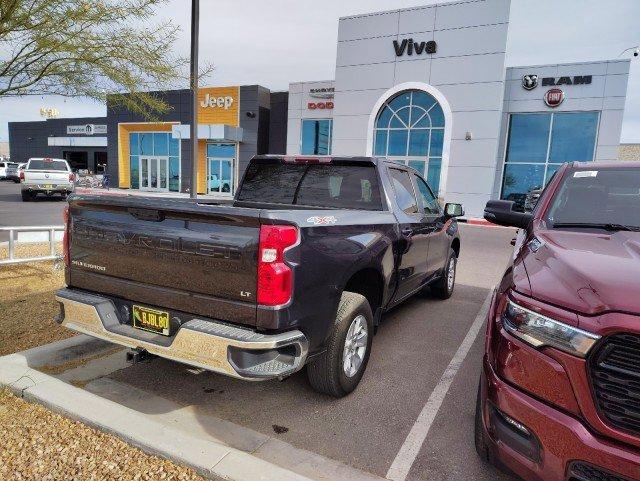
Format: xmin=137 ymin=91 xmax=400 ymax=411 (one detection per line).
xmin=67 ymin=196 xmax=261 ymax=326
xmin=26 ymin=171 xmax=69 ymax=183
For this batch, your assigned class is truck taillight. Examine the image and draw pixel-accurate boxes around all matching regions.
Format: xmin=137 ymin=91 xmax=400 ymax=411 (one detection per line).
xmin=69 ymin=172 xmax=75 ymax=182
xmin=63 ymin=205 xmax=70 ymax=267
xmin=19 ymin=170 xmax=24 ymax=181
xmin=257 ymin=225 xmax=298 ymax=306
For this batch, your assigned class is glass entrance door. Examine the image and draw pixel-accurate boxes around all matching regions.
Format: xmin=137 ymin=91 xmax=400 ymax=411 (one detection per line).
xmin=206 ymin=143 xmax=236 ymax=195
xmin=139 ymin=156 xmax=169 ymax=191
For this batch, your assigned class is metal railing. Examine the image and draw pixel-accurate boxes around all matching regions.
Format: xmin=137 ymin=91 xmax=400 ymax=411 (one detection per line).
xmin=0 ymin=225 xmax=64 ymax=265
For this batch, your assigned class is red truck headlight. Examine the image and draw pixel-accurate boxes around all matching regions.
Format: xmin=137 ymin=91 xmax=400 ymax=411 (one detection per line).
xmin=502 ymin=299 xmax=600 ymax=358
xmin=257 ymin=225 xmax=298 ymax=306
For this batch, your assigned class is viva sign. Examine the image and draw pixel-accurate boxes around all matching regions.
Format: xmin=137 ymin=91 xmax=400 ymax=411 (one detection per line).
xmin=200 ymin=93 xmax=234 ymax=110
xmin=393 ymin=38 xmax=437 ymax=57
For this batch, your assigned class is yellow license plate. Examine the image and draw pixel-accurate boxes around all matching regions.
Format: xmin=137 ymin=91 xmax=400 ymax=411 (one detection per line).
xmin=132 ymin=305 xmax=170 ymax=336
xmin=42 ymin=184 xmax=53 ymax=189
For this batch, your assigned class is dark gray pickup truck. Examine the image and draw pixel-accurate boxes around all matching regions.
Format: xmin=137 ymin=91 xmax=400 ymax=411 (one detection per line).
xmin=56 ymin=155 xmax=463 ymax=396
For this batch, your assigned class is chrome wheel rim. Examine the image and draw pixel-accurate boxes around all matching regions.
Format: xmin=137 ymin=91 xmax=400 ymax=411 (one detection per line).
xmin=343 ymin=314 xmax=368 ymax=378
xmin=447 ymin=258 xmax=455 ymax=292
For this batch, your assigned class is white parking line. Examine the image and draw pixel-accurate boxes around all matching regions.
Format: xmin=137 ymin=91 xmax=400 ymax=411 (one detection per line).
xmin=386 ymin=291 xmax=494 ymax=481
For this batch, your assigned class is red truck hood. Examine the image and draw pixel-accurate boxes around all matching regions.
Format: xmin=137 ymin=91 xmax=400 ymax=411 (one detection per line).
xmin=522 ymin=229 xmax=640 ymax=316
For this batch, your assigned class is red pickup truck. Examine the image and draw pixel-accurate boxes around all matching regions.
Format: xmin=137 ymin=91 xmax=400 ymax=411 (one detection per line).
xmin=477 ymin=162 xmax=640 ymax=481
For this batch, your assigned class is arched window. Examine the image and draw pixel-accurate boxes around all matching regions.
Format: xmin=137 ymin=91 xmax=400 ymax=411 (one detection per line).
xmin=373 ymin=90 xmax=444 ymax=194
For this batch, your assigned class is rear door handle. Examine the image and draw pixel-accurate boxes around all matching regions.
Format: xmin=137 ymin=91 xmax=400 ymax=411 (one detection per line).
xmin=401 ymin=228 xmax=413 ymax=236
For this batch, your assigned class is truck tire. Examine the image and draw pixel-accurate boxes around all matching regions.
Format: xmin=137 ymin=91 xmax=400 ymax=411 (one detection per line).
xmin=21 ymin=190 xmax=32 ymax=202
xmin=474 ymin=381 xmax=492 ymax=463
xmin=307 ymin=292 xmax=373 ymax=397
xmin=430 ymin=248 xmax=456 ymax=299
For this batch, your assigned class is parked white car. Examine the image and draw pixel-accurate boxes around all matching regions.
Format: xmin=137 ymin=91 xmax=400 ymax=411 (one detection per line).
xmin=21 ymin=158 xmax=75 ymax=201
xmin=0 ymin=161 xmax=20 ymax=183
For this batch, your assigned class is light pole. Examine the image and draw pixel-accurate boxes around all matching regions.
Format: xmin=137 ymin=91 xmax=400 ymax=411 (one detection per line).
xmin=189 ymin=0 xmax=200 ymax=199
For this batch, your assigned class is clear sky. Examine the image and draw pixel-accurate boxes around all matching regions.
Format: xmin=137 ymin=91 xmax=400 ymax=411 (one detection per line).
xmin=1 ymin=0 xmax=638 ymax=142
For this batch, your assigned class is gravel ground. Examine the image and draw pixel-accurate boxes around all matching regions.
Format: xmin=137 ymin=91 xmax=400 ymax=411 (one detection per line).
xmin=0 ymin=244 xmax=72 ymax=356
xmin=0 ymin=389 xmax=208 ymax=481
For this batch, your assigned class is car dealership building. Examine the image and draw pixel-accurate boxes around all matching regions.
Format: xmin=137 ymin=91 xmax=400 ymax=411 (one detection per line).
xmin=8 ymin=0 xmax=632 ymax=217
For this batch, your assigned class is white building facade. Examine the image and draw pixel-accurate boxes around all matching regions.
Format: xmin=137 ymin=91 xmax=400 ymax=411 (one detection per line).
xmin=286 ymin=0 xmax=631 ymax=217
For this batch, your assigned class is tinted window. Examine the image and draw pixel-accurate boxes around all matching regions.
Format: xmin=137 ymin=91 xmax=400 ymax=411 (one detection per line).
xmin=301 ymin=120 xmax=332 ymax=155
xmin=414 ymin=175 xmax=439 ymax=215
xmin=549 ymin=112 xmax=599 ymax=162
xmin=547 ymin=168 xmax=640 ymax=228
xmin=506 ymin=114 xmax=550 ymax=163
xmin=237 ymin=162 xmax=382 ymax=210
xmin=27 ymin=160 xmax=68 ymax=171
xmin=501 ymin=112 xmax=599 ymax=207
xmin=389 ymin=168 xmax=418 ymax=214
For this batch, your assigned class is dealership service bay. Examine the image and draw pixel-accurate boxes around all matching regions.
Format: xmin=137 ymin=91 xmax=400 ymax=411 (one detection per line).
xmin=9 ymin=224 xmax=518 ymax=481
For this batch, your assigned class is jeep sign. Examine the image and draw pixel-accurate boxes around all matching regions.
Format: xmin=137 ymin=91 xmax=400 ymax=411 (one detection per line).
xmin=200 ymin=93 xmax=234 ymax=109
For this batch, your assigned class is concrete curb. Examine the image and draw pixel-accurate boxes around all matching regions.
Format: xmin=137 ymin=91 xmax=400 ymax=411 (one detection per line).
xmin=0 ymin=349 xmax=386 ymax=481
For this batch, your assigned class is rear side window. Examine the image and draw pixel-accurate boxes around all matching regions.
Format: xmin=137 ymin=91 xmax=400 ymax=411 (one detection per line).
xmin=28 ymin=160 xmax=68 ymax=171
xmin=389 ymin=168 xmax=418 ymax=215
xmin=237 ymin=162 xmax=382 ymax=210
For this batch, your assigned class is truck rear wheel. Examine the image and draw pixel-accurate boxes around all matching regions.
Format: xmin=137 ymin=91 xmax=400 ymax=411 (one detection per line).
xmin=21 ymin=190 xmax=32 ymax=202
xmin=307 ymin=291 xmax=373 ymax=397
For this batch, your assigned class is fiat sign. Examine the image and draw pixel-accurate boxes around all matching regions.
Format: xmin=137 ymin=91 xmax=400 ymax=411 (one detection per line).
xmin=544 ymin=88 xmax=564 ymax=108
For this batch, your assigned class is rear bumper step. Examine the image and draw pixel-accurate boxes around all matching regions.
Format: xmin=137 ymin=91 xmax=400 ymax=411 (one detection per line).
xmin=55 ymin=288 xmax=309 ymax=380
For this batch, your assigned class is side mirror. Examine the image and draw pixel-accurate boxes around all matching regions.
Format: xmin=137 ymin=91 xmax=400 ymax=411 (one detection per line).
xmin=484 ymin=200 xmax=533 ymax=229
xmin=444 ymin=203 xmax=464 ymax=218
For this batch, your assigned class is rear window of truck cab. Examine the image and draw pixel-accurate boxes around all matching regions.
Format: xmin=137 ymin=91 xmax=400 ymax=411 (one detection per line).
xmin=27 ymin=159 xmax=68 ymax=171
xmin=546 ymin=167 xmax=640 ymax=228
xmin=237 ymin=161 xmax=383 ymax=210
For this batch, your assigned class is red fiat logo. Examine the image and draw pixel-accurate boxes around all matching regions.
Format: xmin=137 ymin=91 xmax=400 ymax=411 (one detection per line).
xmin=544 ymin=88 xmax=564 ymax=107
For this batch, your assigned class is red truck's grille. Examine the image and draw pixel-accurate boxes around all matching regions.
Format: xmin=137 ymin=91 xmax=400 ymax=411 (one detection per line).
xmin=590 ymin=333 xmax=640 ymax=436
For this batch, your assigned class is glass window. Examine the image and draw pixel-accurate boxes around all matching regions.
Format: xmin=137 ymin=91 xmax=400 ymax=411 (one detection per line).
xmin=427 ymin=158 xmax=442 ymax=194
xmin=237 ymin=162 xmax=382 ymax=210
xmin=549 ymin=112 xmax=599 ymax=162
xmin=169 ymin=157 xmax=179 ymax=192
xmin=373 ymin=90 xmax=445 ymax=195
xmin=153 ymin=133 xmax=168 ymax=156
xmin=501 ymin=164 xmax=545 ymax=207
xmin=129 ymin=131 xmax=180 ymax=190
xmin=140 ymin=133 xmax=153 ymax=155
xmin=408 ymin=130 xmax=429 ymax=156
xmin=169 ymin=136 xmax=180 ymax=157
xmin=546 ymin=168 xmax=640 ymax=228
xmin=506 ymin=114 xmax=551 ymax=163
xmin=374 ymin=131 xmax=387 ymax=156
xmin=129 ymin=133 xmax=139 ymax=156
xmin=206 ymin=143 xmax=236 ymax=194
xmin=27 ymin=160 xmax=68 ymax=171
xmin=414 ymin=175 xmax=439 ymax=215
xmin=501 ymin=112 xmax=599 ymax=203
xmin=207 ymin=143 xmax=236 ymax=158
xmin=408 ymin=160 xmax=426 ymax=177
xmin=389 ymin=168 xmax=418 ymax=215
xmin=388 ymin=130 xmax=408 ymax=156
xmin=130 ymin=156 xmax=139 ymax=189
xmin=301 ymin=119 xmax=332 ymax=155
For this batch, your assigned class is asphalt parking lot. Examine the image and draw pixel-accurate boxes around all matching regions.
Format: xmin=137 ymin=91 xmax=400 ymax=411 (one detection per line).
xmin=8 ymin=222 xmax=520 ymax=481
xmin=0 ymin=180 xmax=66 ymax=241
